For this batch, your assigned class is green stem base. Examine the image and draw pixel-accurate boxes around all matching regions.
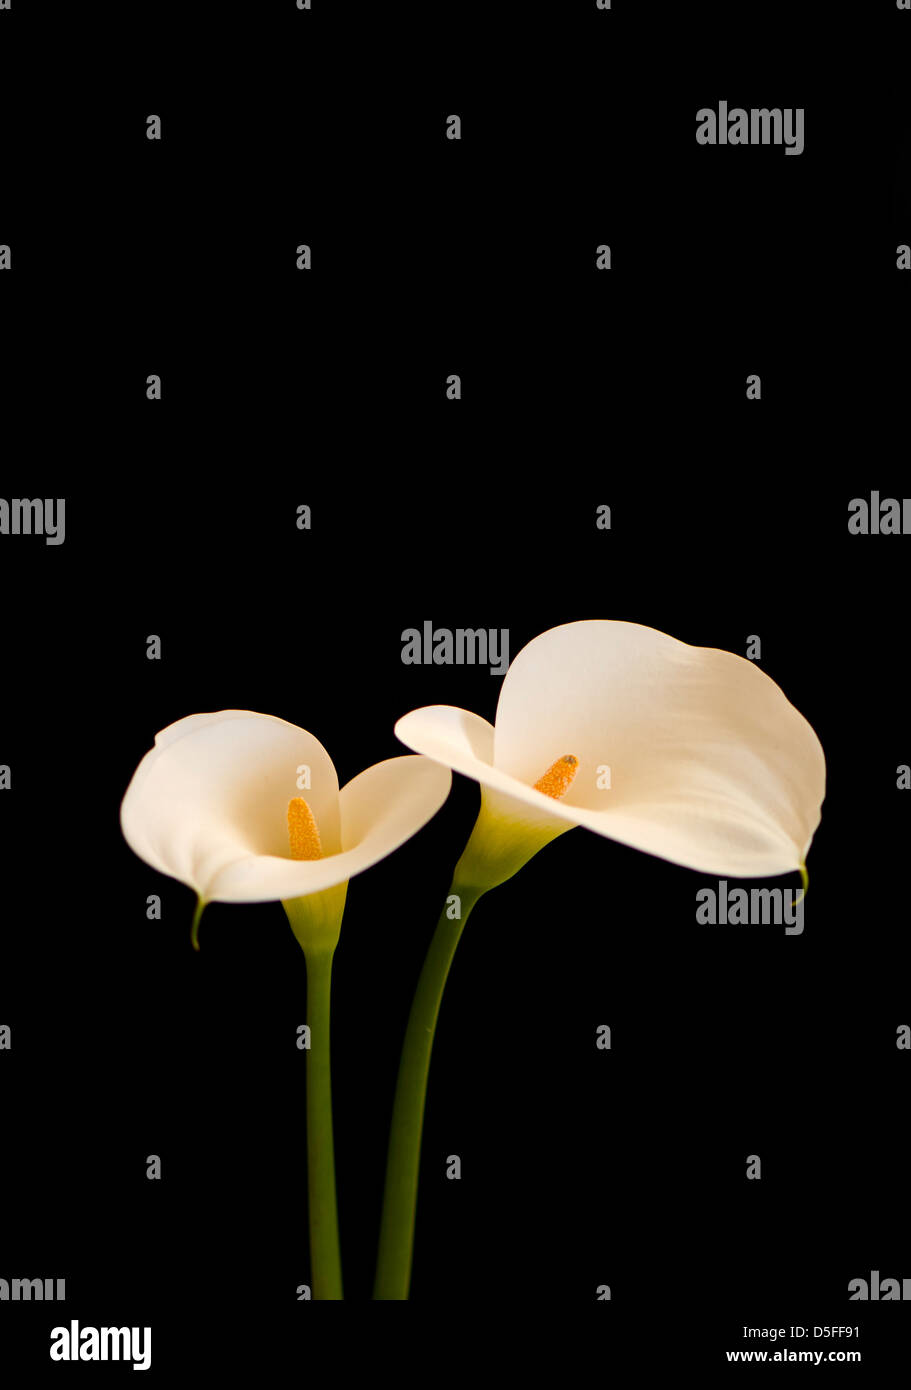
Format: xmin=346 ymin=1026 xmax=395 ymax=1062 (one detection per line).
xmin=373 ymin=883 xmax=483 ymax=1300
xmin=302 ymin=945 xmax=344 ymax=1300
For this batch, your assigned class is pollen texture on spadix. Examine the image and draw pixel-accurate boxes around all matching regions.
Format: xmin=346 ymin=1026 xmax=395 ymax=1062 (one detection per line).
xmin=532 ymin=755 xmax=579 ymax=800
xmin=288 ymin=797 xmax=323 ymax=860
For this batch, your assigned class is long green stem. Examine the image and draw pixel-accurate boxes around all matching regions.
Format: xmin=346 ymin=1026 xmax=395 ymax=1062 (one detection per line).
xmin=373 ymin=883 xmax=482 ymax=1299
xmin=303 ymin=945 xmax=343 ymax=1300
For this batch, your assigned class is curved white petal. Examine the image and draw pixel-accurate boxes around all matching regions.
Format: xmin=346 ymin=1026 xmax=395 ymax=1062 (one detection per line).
xmin=337 ymin=754 xmax=452 ymax=857
xmin=121 ymin=711 xmax=341 ymax=901
xmin=394 ymin=705 xmax=570 ymax=833
xmin=205 ymin=755 xmax=452 ymax=902
xmin=395 ymin=621 xmax=826 ymax=878
xmin=152 ymin=709 xmax=270 ymax=751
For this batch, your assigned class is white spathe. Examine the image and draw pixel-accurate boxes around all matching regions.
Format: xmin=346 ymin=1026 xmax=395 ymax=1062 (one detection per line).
xmin=394 ymin=621 xmax=825 ymax=879
xmin=121 ymin=710 xmax=452 ymax=902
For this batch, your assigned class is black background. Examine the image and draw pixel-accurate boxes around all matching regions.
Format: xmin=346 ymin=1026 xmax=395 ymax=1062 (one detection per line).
xmin=1 ymin=0 xmax=909 ymax=1376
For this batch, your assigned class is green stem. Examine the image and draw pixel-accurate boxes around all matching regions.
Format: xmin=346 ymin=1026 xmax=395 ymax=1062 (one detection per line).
xmin=373 ymin=882 xmax=483 ymax=1300
xmin=190 ymin=897 xmax=206 ymax=951
xmin=303 ymin=945 xmax=343 ymax=1300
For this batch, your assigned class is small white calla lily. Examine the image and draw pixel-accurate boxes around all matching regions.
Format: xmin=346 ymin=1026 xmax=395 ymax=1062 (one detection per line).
xmin=121 ymin=709 xmax=452 ymax=935
xmin=122 ymin=709 xmax=451 ymax=1301
xmin=394 ymin=620 xmax=825 ymax=887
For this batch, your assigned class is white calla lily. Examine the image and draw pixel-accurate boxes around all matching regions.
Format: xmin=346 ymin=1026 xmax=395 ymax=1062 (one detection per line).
xmin=122 ymin=709 xmax=452 ymax=1302
xmin=395 ymin=620 xmax=825 ymax=886
xmin=376 ymin=621 xmax=826 ymax=1300
xmin=121 ymin=708 xmax=452 ymax=929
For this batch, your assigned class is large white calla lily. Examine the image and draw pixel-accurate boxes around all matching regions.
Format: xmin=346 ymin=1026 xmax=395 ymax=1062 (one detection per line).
xmin=121 ymin=708 xmax=452 ymax=917
xmin=394 ymin=619 xmax=825 ymax=885
xmin=374 ymin=621 xmax=826 ymax=1301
